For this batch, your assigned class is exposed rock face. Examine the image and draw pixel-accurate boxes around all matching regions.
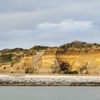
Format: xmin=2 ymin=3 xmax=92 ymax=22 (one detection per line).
xmin=0 ymin=65 xmax=11 ymax=73
xmin=57 ymin=52 xmax=100 ymax=74
xmin=0 ymin=41 xmax=100 ymax=74
xmin=33 ymin=51 xmax=45 ymax=73
xmin=10 ymin=56 xmax=34 ymax=73
xmin=38 ymin=49 xmax=59 ymax=74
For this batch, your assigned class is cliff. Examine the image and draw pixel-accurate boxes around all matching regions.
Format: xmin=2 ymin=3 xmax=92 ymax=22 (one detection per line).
xmin=0 ymin=41 xmax=100 ymax=74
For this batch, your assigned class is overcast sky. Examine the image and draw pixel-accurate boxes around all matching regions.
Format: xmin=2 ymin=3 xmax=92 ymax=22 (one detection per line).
xmin=0 ymin=0 xmax=100 ymax=50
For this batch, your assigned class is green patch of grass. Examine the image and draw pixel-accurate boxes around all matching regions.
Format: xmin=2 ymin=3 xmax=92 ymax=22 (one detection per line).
xmin=0 ymin=54 xmax=14 ymax=62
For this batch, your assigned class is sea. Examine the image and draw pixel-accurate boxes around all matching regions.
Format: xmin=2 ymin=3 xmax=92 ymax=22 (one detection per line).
xmin=0 ymin=86 xmax=99 ymax=100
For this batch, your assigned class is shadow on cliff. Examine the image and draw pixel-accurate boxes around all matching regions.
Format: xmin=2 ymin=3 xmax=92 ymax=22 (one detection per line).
xmin=60 ymin=62 xmax=78 ymax=74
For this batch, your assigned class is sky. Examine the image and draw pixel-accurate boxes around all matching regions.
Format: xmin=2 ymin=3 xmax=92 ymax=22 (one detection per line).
xmin=0 ymin=0 xmax=100 ymax=50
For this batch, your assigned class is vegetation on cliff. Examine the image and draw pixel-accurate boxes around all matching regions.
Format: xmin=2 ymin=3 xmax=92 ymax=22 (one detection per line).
xmin=60 ymin=41 xmax=100 ymax=52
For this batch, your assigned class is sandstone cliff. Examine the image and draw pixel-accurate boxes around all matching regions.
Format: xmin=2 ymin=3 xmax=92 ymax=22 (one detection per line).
xmin=0 ymin=41 xmax=100 ymax=74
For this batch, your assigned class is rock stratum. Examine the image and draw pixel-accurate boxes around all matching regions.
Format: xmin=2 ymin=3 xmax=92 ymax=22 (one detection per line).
xmin=1 ymin=41 xmax=100 ymax=74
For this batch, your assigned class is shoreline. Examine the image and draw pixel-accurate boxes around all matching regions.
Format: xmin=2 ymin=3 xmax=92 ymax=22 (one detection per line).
xmin=0 ymin=74 xmax=100 ymax=86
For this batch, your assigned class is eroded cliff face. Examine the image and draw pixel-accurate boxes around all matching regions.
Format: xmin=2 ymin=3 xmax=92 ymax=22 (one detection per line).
xmin=10 ymin=56 xmax=34 ymax=73
xmin=57 ymin=51 xmax=100 ymax=74
xmin=38 ymin=49 xmax=59 ymax=74
xmin=0 ymin=41 xmax=100 ymax=74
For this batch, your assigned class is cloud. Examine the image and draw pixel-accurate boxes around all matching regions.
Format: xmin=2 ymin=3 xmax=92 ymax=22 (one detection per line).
xmin=0 ymin=0 xmax=100 ymax=49
xmin=0 ymin=0 xmax=99 ymax=31
xmin=38 ymin=20 xmax=92 ymax=31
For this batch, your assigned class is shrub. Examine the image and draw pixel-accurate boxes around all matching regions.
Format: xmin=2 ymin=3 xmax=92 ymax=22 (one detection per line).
xmin=64 ymin=71 xmax=78 ymax=74
xmin=31 ymin=46 xmax=49 ymax=50
xmin=0 ymin=54 xmax=13 ymax=62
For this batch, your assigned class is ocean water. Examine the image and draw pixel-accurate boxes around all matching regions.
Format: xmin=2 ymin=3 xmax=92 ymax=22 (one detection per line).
xmin=0 ymin=86 xmax=100 ymax=100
